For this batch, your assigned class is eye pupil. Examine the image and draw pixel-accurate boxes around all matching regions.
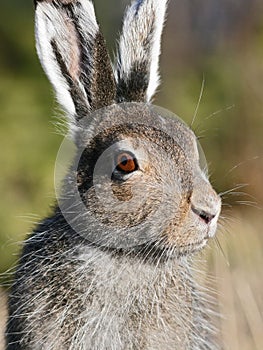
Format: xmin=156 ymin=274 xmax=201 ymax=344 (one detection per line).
xmin=120 ymin=156 xmax=128 ymax=165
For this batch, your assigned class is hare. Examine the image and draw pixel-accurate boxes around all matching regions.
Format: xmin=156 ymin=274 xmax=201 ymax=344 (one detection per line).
xmin=5 ymin=0 xmax=222 ymax=349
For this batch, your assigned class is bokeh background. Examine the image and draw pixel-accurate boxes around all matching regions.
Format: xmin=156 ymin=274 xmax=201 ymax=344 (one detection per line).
xmin=0 ymin=0 xmax=263 ymax=349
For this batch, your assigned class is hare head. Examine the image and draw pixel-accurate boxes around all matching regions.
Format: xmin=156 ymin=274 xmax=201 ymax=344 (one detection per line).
xmin=35 ymin=0 xmax=221 ymax=259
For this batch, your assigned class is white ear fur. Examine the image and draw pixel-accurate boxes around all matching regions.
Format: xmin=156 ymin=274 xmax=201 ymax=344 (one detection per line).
xmin=35 ymin=1 xmax=99 ymax=126
xmin=116 ymin=0 xmax=168 ymax=102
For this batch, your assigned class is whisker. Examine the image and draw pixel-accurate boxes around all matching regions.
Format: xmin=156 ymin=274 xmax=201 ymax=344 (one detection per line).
xmin=190 ymin=75 xmax=205 ymax=128
xmin=214 ymin=237 xmax=230 ymax=267
xmin=219 ymin=184 xmax=248 ymax=197
xmin=225 ymin=156 xmax=260 ymax=177
xmin=205 ymin=104 xmax=235 ymax=121
xmin=235 ymin=201 xmax=261 ymax=209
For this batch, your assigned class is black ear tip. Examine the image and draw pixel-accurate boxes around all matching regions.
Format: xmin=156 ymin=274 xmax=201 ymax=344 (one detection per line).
xmin=34 ymin=0 xmax=48 ymax=4
xmin=33 ymin=0 xmax=48 ymax=8
xmin=33 ymin=0 xmax=38 ymax=9
xmin=34 ymin=0 xmax=78 ymax=7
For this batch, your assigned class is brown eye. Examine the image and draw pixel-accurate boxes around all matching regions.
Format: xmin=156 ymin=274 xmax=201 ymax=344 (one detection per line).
xmin=116 ymin=152 xmax=138 ymax=173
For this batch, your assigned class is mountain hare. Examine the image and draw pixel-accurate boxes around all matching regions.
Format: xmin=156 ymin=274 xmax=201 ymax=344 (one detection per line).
xmin=6 ymin=0 xmax=221 ymax=349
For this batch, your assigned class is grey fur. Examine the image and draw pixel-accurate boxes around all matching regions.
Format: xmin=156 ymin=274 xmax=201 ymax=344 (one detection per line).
xmin=5 ymin=1 xmax=222 ymax=349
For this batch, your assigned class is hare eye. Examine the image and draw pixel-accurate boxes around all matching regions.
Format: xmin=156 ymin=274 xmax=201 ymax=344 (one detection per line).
xmin=116 ymin=152 xmax=138 ymax=174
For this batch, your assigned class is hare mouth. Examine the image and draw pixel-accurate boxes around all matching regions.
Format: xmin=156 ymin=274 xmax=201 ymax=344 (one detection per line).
xmin=172 ymin=238 xmax=209 ymax=256
xmin=186 ymin=238 xmax=208 ymax=252
xmin=130 ymin=236 xmax=209 ymax=262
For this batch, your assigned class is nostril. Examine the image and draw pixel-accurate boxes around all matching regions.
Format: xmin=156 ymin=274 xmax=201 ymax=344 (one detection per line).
xmin=191 ymin=206 xmax=215 ymax=224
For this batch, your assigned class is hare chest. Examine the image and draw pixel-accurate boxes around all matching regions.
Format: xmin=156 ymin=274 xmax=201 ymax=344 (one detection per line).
xmin=7 ymin=239 xmax=211 ymax=350
xmin=67 ymin=251 xmax=198 ymax=350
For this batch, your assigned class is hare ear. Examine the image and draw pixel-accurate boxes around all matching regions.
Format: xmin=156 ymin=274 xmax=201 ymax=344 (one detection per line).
xmin=115 ymin=0 xmax=168 ymax=103
xmin=35 ymin=0 xmax=116 ymax=130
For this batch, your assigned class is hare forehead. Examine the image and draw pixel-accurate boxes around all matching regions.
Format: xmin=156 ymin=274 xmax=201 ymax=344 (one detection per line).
xmin=79 ymin=103 xmax=199 ymax=165
xmin=118 ymin=124 xmax=198 ymax=163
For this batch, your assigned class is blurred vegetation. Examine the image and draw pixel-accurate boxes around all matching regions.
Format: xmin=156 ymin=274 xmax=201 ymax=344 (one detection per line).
xmin=0 ymin=0 xmax=263 ymax=348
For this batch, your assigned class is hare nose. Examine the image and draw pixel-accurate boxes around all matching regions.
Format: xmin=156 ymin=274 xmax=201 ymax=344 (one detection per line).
xmin=191 ymin=205 xmax=216 ymax=224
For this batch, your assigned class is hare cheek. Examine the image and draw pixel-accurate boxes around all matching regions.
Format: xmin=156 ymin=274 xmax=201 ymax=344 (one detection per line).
xmin=111 ymin=183 xmax=133 ymax=202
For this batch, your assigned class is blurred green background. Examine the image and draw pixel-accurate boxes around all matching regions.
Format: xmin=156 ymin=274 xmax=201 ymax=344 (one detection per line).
xmin=0 ymin=1 xmax=263 ymax=349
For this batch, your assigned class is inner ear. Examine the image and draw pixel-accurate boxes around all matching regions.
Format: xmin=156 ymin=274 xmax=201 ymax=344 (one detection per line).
xmin=63 ymin=15 xmax=81 ymax=82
